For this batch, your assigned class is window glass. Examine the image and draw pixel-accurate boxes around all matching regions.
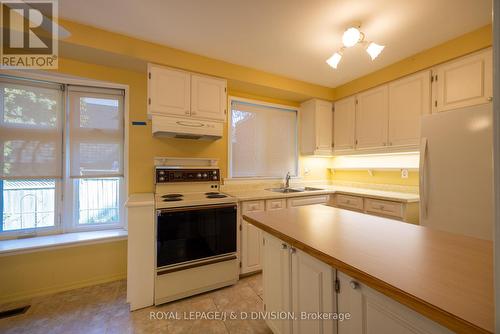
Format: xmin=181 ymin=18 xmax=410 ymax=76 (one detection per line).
xmin=77 ymin=178 xmax=120 ymax=225
xmin=1 ymin=179 xmax=56 ymax=232
xmin=230 ymin=100 xmax=297 ymax=178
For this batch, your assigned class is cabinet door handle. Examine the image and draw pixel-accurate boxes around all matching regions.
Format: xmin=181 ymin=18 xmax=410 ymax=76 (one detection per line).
xmin=281 ymin=243 xmax=288 ymax=250
xmin=488 ymin=96 xmax=493 ymax=101
xmin=289 ymin=247 xmax=296 ymax=254
xmin=349 ymin=281 xmax=360 ymax=290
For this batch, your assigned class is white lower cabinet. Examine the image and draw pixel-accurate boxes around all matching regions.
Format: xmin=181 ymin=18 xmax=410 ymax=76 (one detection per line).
xmin=240 ymin=195 xmax=329 ymax=274
xmin=262 ymin=232 xmax=452 ymax=334
xmin=337 ymin=272 xmax=452 ymax=334
xmin=241 ymin=220 xmax=263 ymax=274
xmin=287 ymin=195 xmax=329 ymax=208
xmin=262 ymin=232 xmax=292 ymax=334
xmin=262 ymin=232 xmax=336 ymax=334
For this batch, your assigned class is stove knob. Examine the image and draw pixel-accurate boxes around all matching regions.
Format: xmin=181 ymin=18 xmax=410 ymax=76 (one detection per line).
xmin=159 ymin=176 xmax=165 ymax=182
xmin=196 ymin=173 xmax=202 ymax=178
xmin=159 ymin=171 xmax=165 ymax=175
xmin=203 ymin=173 xmax=208 ymax=178
xmin=212 ymin=171 xmax=217 ymax=175
xmin=212 ymin=176 xmax=218 ymax=180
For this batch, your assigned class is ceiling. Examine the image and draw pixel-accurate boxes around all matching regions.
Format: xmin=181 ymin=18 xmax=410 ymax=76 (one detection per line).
xmin=59 ymin=0 xmax=492 ymax=88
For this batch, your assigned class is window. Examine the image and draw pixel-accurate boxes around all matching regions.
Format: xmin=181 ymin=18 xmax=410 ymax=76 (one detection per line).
xmin=0 ymin=76 xmax=125 ymax=239
xmin=229 ymin=99 xmax=298 ymax=178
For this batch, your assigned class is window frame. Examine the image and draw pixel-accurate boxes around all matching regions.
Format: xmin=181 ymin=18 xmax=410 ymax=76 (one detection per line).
xmin=227 ymin=96 xmax=299 ymax=179
xmin=0 ymin=70 xmax=129 ymax=240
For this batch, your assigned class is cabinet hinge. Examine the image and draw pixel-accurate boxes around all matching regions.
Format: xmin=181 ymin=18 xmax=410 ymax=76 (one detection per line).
xmin=355 ymin=139 xmax=358 ymax=145
xmin=355 ymin=99 xmax=358 ymax=105
xmin=335 ymin=278 xmax=340 ymax=293
xmin=430 ymin=75 xmax=434 ymax=83
xmin=262 ymin=238 xmax=265 ymax=245
xmin=148 ymin=72 xmax=151 ymax=79
xmin=239 ymin=224 xmax=242 ymax=231
xmin=435 ymin=75 xmax=438 ymax=82
xmin=239 ymin=262 xmax=242 ymax=268
xmin=224 ymin=87 xmax=227 ymax=93
xmin=148 ymin=98 xmax=151 ymax=105
xmin=434 ymin=100 xmax=437 ymax=108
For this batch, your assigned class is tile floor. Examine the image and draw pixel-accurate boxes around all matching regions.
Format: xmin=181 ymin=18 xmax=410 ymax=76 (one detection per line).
xmin=0 ymin=273 xmax=271 ymax=334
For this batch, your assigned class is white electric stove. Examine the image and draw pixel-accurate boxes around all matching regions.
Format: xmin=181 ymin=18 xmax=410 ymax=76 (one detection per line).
xmin=153 ymin=162 xmax=239 ymax=305
xmin=155 ymin=166 xmax=237 ymax=209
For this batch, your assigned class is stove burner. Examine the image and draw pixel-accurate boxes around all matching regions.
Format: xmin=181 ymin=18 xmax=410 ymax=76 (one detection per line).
xmin=163 ymin=198 xmax=183 ymax=202
xmin=206 ymin=194 xmax=227 ymax=199
xmin=162 ymin=194 xmax=183 ymax=199
xmin=205 ymin=192 xmax=220 ymax=195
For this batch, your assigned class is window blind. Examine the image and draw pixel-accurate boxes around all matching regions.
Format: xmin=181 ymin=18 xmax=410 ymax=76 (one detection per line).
xmin=0 ymin=77 xmax=64 ymax=179
xmin=230 ymin=100 xmax=297 ymax=178
xmin=68 ymin=86 xmax=124 ymax=178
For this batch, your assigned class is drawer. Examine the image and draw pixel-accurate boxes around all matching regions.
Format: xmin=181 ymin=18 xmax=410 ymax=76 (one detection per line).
xmin=335 ymin=194 xmax=364 ymax=210
xmin=242 ymin=200 xmax=265 ymax=213
xmin=364 ymin=198 xmax=403 ymax=218
xmin=287 ymin=195 xmax=329 ymax=208
xmin=266 ymin=198 xmax=286 ymax=211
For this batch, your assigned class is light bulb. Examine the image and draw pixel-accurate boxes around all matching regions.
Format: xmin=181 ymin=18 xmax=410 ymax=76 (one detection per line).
xmin=326 ymin=52 xmax=342 ymax=69
xmin=366 ymin=42 xmax=385 ymax=60
xmin=342 ymin=27 xmax=361 ymax=48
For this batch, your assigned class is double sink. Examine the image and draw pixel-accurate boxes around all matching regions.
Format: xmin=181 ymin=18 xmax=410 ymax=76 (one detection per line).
xmin=266 ymin=187 xmax=324 ymax=193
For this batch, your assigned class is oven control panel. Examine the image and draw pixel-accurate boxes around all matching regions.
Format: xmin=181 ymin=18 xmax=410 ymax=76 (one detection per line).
xmin=156 ymin=168 xmax=220 ymax=183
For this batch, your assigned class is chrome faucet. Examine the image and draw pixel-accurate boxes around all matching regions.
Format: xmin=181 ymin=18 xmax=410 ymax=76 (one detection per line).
xmin=284 ymin=172 xmax=291 ymax=189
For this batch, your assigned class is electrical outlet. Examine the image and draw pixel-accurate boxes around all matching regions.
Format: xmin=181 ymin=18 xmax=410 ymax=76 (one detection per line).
xmin=401 ymin=169 xmax=409 ymax=179
xmin=304 ymin=168 xmax=311 ymax=176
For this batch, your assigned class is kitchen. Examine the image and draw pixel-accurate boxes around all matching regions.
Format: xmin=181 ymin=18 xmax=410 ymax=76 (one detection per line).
xmin=0 ymin=1 xmax=498 ymax=333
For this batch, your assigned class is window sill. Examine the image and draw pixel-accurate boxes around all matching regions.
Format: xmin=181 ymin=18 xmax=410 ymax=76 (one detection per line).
xmin=0 ymin=229 xmax=128 ymax=257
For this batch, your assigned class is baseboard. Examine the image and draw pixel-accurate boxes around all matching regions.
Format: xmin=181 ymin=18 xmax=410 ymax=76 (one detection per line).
xmin=0 ymin=272 xmax=127 ymax=305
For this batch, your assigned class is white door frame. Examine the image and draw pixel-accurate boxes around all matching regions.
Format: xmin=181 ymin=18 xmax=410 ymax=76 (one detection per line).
xmin=493 ymin=0 xmax=499 ymax=331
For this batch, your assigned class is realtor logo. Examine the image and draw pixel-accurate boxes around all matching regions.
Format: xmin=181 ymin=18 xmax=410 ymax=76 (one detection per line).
xmin=0 ymin=0 xmax=58 ymax=68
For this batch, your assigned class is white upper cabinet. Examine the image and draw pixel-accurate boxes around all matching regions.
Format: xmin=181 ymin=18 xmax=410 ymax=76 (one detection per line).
xmin=148 ymin=65 xmax=190 ymax=117
xmin=433 ymin=48 xmax=492 ymax=113
xmin=333 ymin=96 xmax=356 ymax=152
xmin=355 ymin=85 xmax=389 ymax=149
xmin=388 ymin=70 xmax=431 ymax=146
xmin=191 ymin=74 xmax=227 ymax=121
xmin=300 ymin=99 xmax=333 ymax=155
xmin=148 ymin=63 xmax=227 ymax=122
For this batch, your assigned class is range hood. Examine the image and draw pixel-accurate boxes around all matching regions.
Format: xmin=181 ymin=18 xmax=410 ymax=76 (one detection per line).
xmin=151 ymin=115 xmax=223 ymax=140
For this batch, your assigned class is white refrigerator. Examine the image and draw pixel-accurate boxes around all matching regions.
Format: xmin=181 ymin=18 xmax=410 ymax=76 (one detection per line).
xmin=419 ymin=103 xmax=493 ymax=240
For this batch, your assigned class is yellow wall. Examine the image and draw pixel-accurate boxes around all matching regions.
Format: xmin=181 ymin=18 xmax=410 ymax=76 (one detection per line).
xmin=334 ymin=25 xmax=492 ymax=100
xmin=0 ymin=21 xmax=492 ymax=303
xmin=58 ymin=19 xmax=334 ymax=103
xmin=0 ymin=240 xmax=126 ymax=304
xmin=331 ymin=24 xmax=491 ymax=186
xmin=332 ymin=170 xmax=419 ymax=187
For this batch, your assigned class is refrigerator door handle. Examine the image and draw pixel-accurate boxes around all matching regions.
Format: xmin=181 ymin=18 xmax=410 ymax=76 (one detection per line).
xmin=419 ymin=137 xmax=428 ymax=219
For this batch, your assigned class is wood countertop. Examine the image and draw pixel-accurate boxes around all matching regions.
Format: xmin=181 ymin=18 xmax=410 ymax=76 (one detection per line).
xmin=243 ymin=204 xmax=493 ymax=334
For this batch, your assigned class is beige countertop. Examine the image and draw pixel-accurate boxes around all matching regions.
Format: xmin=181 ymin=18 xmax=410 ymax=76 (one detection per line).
xmin=125 ymin=193 xmax=155 ymax=207
xmin=223 ymin=185 xmax=419 ymax=203
xmin=243 ymin=205 xmax=493 ymax=334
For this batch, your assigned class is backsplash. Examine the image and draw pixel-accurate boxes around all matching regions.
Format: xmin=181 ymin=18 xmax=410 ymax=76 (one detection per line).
xmin=331 ymin=180 xmax=419 ymax=194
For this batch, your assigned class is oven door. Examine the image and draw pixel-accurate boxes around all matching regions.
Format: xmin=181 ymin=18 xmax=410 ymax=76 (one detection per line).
xmin=156 ymin=204 xmax=237 ymax=269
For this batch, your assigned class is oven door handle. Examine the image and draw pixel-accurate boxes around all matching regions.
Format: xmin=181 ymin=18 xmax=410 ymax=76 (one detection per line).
xmin=157 ymin=203 xmax=237 ymax=214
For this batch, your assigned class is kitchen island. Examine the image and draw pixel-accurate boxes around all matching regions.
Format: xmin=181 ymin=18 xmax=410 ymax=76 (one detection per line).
xmin=243 ymin=204 xmax=493 ymax=334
